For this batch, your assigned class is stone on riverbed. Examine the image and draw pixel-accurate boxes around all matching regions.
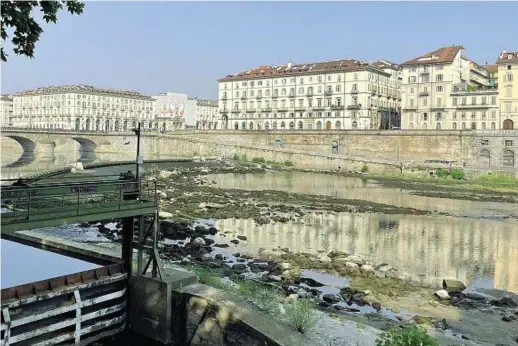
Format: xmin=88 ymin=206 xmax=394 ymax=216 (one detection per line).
xmin=491 ymin=296 xmax=518 ymax=307
xmin=328 ymin=250 xmax=349 ymax=258
xmin=435 ymin=289 xmax=450 ymax=300
xmin=192 ymin=237 xmax=206 ymax=245
xmin=237 ymin=235 xmax=247 ymax=241
xmin=360 ymin=264 xmax=375 ymax=274
xmin=267 ymin=275 xmax=282 ymax=282
xmin=322 ymin=294 xmax=341 ymax=304
xmin=442 ymin=278 xmax=466 ymax=293
xmin=201 ymin=253 xmax=212 ymax=261
xmin=232 ymin=264 xmax=247 ymax=274
xmin=158 ymin=211 xmax=173 ymax=219
xmin=230 ymin=239 xmax=239 ymax=245
xmin=371 ymin=302 xmax=382 ymax=311
xmin=345 ymin=262 xmax=359 ymax=270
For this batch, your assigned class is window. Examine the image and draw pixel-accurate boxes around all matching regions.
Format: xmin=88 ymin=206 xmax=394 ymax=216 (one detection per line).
xmin=266 ymin=90 xmax=270 ymax=97
xmin=336 ymin=85 xmax=341 ymax=92
xmin=505 ymin=87 xmax=512 ymax=97
xmin=481 ymin=140 xmax=489 ymax=146
xmin=410 ymin=87 xmax=415 ymax=94
xmin=250 ymin=91 xmax=254 ymax=97
xmin=258 ymin=81 xmax=262 ymax=86
xmin=326 ymin=98 xmax=331 ymax=106
xmin=436 ymin=123 xmax=441 ymax=130
xmin=505 ymin=103 xmax=512 ymax=113
xmin=410 ymin=67 xmax=416 ymax=72
xmin=298 ymin=99 xmax=303 ymax=107
xmin=453 ymin=122 xmax=457 ymax=130
xmin=423 ymin=113 xmax=428 ymax=121
xmin=471 ymin=122 xmax=477 ymax=129
xmin=436 ymin=74 xmax=443 ymax=82
xmin=409 ymin=76 xmax=416 ymax=83
xmin=282 ymin=79 xmax=286 ymax=84
xmin=505 ymin=140 xmax=513 ymax=146
xmin=436 ymin=86 xmax=443 ymax=92
xmin=422 ymin=75 xmax=430 ymax=82
xmin=298 ymin=87 xmax=304 ymax=94
xmin=461 ymin=97 xmax=467 ymax=105
xmin=435 ymin=112 xmax=442 ymax=121
xmin=281 ymin=88 xmax=286 ymax=96
xmin=491 ymin=111 xmax=496 ymax=119
xmin=242 ymin=82 xmax=247 ymax=86
xmin=462 ymin=122 xmax=466 ymax=129
xmin=471 ymin=97 xmax=477 ymax=105
xmin=491 ymin=122 xmax=496 ymax=130
xmin=453 ymin=98 xmax=458 ymax=106
xmin=422 ymin=98 xmax=427 ymax=106
xmin=437 ymin=97 xmax=442 ymax=107
xmin=336 ymin=97 xmax=342 ymax=106
xmin=506 ymin=74 xmax=513 ymax=82
xmin=491 ymin=96 xmax=497 ymax=105
xmin=481 ymin=97 xmax=487 ymax=105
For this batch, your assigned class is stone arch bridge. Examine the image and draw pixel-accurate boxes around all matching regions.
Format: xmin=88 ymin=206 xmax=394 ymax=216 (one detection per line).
xmin=1 ymin=129 xmax=517 ymax=173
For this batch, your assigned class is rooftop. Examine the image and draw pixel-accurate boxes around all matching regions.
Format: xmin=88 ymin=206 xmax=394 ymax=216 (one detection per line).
xmin=372 ymin=60 xmax=402 ymax=71
xmin=1 ymin=94 xmax=13 ymax=101
xmin=496 ymin=51 xmax=518 ymax=65
xmin=13 ymin=85 xmax=154 ymax=100
xmin=486 ymin=64 xmax=499 ymax=74
xmin=402 ymin=45 xmax=464 ymax=66
xmin=218 ymin=58 xmax=390 ymax=82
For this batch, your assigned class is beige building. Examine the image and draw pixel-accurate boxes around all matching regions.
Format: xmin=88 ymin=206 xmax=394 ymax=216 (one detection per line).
xmin=196 ymin=99 xmax=219 ymax=130
xmin=11 ymin=85 xmax=156 ymax=131
xmin=218 ymin=59 xmax=402 ymax=131
xmin=1 ymin=94 xmax=13 ymax=128
xmin=401 ymin=46 xmax=500 ymax=130
xmin=497 ymin=51 xmax=518 ymax=129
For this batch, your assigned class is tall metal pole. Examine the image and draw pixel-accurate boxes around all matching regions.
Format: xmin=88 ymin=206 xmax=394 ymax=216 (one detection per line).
xmin=135 ymin=121 xmax=141 ymax=181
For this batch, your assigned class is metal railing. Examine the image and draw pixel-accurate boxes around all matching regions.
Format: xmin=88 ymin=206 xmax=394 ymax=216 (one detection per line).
xmin=1 ymin=180 xmax=157 ymax=230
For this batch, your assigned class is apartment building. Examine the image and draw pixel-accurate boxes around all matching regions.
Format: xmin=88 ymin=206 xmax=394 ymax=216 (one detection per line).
xmin=153 ymin=92 xmax=197 ymax=131
xmin=217 ymin=59 xmax=402 ymax=131
xmin=1 ymin=94 xmax=13 ymax=128
xmin=11 ymin=85 xmax=156 ymax=131
xmin=497 ymin=50 xmax=518 ymax=130
xmin=401 ymin=46 xmax=499 ymax=130
xmin=195 ymin=99 xmax=219 ymax=130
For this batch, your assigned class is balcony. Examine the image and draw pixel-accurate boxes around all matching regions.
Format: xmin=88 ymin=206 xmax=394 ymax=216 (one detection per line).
xmin=313 ymin=106 xmax=324 ymax=111
xmin=419 ymin=92 xmax=429 ymax=97
xmin=231 ymin=109 xmax=240 ymax=113
xmin=331 ymin=105 xmax=345 ymax=110
xmin=222 ymin=95 xmax=227 ymax=100
xmin=324 ymin=90 xmax=333 ymax=96
xmin=347 ymin=104 xmax=361 ymax=110
xmin=240 ymin=96 xmax=246 ymax=100
xmin=420 ymin=71 xmax=430 ymax=76
xmin=295 ymin=107 xmax=305 ymax=112
xmin=306 ymin=92 xmax=313 ymax=97
xmin=219 ymin=110 xmax=228 ymax=114
xmin=278 ymin=107 xmax=288 ymax=112
xmin=256 ymin=95 xmax=262 ymax=99
xmin=456 ymin=103 xmax=489 ymax=109
xmin=288 ymin=94 xmax=295 ymax=98
xmin=351 ymin=89 xmax=359 ymax=94
xmin=246 ymin=109 xmax=256 ymax=113
xmin=403 ymin=106 xmax=417 ymax=111
xmin=272 ymin=95 xmax=278 ymax=99
xmin=261 ymin=107 xmax=272 ymax=112
xmin=431 ymin=107 xmax=445 ymax=111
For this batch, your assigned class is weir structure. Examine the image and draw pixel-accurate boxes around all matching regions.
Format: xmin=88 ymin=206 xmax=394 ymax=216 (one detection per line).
xmin=0 ymin=179 xmax=179 ymax=345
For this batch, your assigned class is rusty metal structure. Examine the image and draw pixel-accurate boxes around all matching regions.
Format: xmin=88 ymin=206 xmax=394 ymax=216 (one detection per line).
xmin=1 ymin=178 xmax=164 ymax=345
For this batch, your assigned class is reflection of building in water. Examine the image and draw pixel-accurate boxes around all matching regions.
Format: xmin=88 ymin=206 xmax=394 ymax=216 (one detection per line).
xmin=217 ymin=213 xmax=518 ymax=292
xmin=210 ymin=172 xmax=518 ymax=217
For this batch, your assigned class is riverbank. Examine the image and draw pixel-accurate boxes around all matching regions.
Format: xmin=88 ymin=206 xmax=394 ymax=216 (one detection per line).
xmin=146 ymin=164 xmax=518 ymax=345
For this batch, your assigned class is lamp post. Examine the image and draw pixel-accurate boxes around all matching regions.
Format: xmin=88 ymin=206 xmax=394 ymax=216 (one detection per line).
xmin=133 ymin=121 xmax=141 ymax=180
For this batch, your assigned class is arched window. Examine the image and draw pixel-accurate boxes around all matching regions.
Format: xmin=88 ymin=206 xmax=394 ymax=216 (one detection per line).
xmin=272 ymin=121 xmax=277 ymax=129
xmin=352 ymin=121 xmax=358 ymax=129
xmin=422 ymin=123 xmax=427 ymax=129
xmin=503 ymin=150 xmax=514 ymax=167
xmin=503 ymin=119 xmax=514 ymax=129
xmin=409 ymin=122 xmax=414 ymax=129
xmin=298 ymin=121 xmax=303 ymax=129
xmin=325 ymin=121 xmax=332 ymax=130
xmin=436 ymin=123 xmax=441 ymax=130
xmin=281 ymin=121 xmax=286 ymax=129
xmin=265 ymin=122 xmax=270 ymax=130
xmin=452 ymin=122 xmax=457 ymax=130
xmin=249 ymin=122 xmax=254 ymax=130
xmin=241 ymin=121 xmax=246 ymax=130
xmin=335 ymin=121 xmax=341 ymax=129
xmin=289 ymin=121 xmax=295 ymax=129
xmin=482 ymin=122 xmax=486 ymax=130
xmin=234 ymin=123 xmax=239 ymax=130
xmin=471 ymin=122 xmax=476 ymax=130
xmin=462 ymin=122 xmax=466 ymax=129
xmin=491 ymin=122 xmax=496 ymax=130
xmin=316 ymin=121 xmax=322 ymax=130
xmin=479 ymin=149 xmax=491 ymax=167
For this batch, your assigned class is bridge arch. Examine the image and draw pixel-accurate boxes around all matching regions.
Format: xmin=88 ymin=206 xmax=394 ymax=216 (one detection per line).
xmin=71 ymin=137 xmax=97 ymax=152
xmin=1 ymin=135 xmax=37 ymax=166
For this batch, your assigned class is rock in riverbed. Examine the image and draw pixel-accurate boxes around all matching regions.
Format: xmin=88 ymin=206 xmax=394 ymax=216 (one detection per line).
xmin=435 ymin=289 xmax=450 ymax=300
xmin=442 ymin=278 xmax=466 ymax=293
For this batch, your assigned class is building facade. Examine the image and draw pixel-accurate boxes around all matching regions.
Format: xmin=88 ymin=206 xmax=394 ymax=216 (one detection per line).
xmin=195 ymin=99 xmax=219 ymax=130
xmin=152 ymin=92 xmax=197 ymax=131
xmin=401 ymin=46 xmax=500 ymax=130
xmin=218 ymin=59 xmax=402 ymax=131
xmin=11 ymin=85 xmax=156 ymax=131
xmin=1 ymin=95 xmax=13 ymax=128
xmin=497 ymin=51 xmax=518 ymax=130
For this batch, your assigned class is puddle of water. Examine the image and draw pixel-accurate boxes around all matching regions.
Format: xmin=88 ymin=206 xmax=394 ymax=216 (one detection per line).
xmin=28 ymin=224 xmax=112 ymax=243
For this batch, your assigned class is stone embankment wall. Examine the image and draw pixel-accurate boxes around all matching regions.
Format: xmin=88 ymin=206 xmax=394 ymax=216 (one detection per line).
xmin=1 ymin=129 xmax=517 ymax=172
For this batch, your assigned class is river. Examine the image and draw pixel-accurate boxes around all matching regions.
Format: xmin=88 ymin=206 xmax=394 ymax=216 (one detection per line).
xmin=1 ymin=150 xmax=517 ymax=295
xmin=207 ymin=172 xmax=518 ymax=293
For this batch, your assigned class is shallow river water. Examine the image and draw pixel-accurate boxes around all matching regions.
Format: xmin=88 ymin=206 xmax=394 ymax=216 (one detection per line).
xmin=208 ymin=171 xmax=518 ymax=293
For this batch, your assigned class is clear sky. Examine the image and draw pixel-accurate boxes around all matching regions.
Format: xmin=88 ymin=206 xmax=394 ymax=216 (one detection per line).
xmin=1 ymin=1 xmax=517 ymax=99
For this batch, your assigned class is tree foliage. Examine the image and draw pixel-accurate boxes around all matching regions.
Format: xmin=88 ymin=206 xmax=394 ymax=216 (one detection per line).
xmin=1 ymin=1 xmax=85 ymax=62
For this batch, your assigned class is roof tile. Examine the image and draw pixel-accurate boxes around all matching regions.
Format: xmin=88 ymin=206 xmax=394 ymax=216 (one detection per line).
xmin=401 ymin=46 xmax=464 ymax=66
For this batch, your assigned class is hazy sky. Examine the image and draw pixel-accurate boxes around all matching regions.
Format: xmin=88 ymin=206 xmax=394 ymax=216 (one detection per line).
xmin=2 ymin=1 xmax=517 ymax=99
